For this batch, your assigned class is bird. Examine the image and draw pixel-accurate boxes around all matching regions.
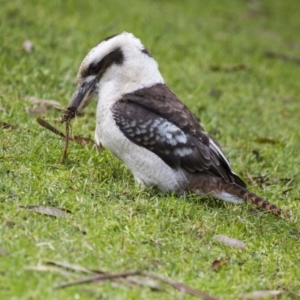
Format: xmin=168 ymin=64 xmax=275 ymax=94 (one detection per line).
xmin=61 ymin=32 xmax=285 ymax=217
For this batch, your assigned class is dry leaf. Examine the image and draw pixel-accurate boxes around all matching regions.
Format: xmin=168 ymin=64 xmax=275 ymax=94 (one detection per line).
xmin=1 ymin=122 xmax=19 ymax=130
xmin=5 ymin=220 xmax=16 ymax=228
xmin=23 ymin=40 xmax=34 ymax=53
xmin=241 ymin=290 xmax=281 ymax=299
xmin=18 ymin=205 xmax=71 ymax=218
xmin=211 ymin=258 xmax=229 ymax=271
xmin=73 ymin=135 xmax=95 ymax=146
xmin=214 ymin=235 xmax=245 ymax=249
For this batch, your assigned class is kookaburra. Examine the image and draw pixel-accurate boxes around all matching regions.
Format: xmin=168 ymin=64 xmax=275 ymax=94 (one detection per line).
xmin=61 ymin=32 xmax=285 ymax=216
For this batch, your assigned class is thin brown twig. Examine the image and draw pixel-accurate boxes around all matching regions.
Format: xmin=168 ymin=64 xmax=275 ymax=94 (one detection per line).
xmin=61 ymin=121 xmax=70 ymax=164
xmin=43 ymin=260 xmax=160 ymax=290
xmin=44 ymin=260 xmax=95 ymax=274
xmin=54 ymin=269 xmax=219 ymax=300
xmin=54 ymin=271 xmax=141 ymax=289
xmin=140 ymin=271 xmax=219 ymax=300
xmin=37 ymin=117 xmax=95 ymax=147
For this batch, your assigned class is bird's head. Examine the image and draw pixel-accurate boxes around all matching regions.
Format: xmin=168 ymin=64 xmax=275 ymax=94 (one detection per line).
xmin=61 ymin=32 xmax=163 ymax=122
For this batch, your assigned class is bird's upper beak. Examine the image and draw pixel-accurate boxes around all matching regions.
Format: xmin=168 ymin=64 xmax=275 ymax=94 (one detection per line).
xmin=61 ymin=77 xmax=97 ymax=122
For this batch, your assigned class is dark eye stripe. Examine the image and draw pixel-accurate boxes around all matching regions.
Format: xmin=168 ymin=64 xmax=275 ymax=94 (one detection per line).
xmin=83 ymin=47 xmax=124 ymax=78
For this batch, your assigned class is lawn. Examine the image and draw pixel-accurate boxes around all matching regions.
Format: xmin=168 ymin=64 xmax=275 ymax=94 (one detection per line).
xmin=1 ymin=0 xmax=300 ymax=299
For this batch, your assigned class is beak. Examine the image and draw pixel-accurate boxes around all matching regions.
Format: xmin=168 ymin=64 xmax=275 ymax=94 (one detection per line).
xmin=61 ymin=77 xmax=97 ymax=122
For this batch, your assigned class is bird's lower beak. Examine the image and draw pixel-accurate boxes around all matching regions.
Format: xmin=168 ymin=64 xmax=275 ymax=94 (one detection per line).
xmin=61 ymin=78 xmax=97 ymax=122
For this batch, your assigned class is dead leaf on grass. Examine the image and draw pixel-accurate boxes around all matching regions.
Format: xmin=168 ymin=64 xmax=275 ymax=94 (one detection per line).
xmin=241 ymin=290 xmax=281 ymax=299
xmin=18 ymin=205 xmax=71 ymax=218
xmin=214 ymin=235 xmax=245 ymax=249
xmin=211 ymin=258 xmax=229 ymax=271
xmin=252 ymin=149 xmax=261 ymax=162
xmin=1 ymin=122 xmax=19 ymax=130
xmin=5 ymin=220 xmax=16 ymax=228
xmin=72 ymin=135 xmax=95 ymax=146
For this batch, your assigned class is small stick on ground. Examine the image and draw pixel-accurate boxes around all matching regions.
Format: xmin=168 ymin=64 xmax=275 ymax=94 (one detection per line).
xmin=55 ymin=271 xmax=141 ymax=289
xmin=54 ymin=269 xmax=219 ymax=300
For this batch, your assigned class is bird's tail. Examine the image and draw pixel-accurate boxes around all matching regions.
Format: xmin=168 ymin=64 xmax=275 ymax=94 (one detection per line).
xmin=187 ymin=174 xmax=287 ymax=217
xmin=221 ymin=183 xmax=284 ymax=216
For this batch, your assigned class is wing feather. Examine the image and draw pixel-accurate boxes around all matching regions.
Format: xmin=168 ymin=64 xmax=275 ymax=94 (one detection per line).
xmin=113 ymin=84 xmax=246 ymax=187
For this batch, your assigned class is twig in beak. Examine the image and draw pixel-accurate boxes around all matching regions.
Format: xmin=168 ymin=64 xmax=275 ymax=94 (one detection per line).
xmin=36 ymin=117 xmax=65 ymax=138
xmin=61 ymin=121 xmax=71 ymax=164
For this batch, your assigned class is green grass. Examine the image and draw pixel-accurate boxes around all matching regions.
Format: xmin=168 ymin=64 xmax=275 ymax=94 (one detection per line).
xmin=1 ymin=0 xmax=300 ymax=299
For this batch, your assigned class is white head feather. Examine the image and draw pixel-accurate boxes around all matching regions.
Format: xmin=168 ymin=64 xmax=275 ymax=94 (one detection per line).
xmin=77 ymin=32 xmax=164 ymax=93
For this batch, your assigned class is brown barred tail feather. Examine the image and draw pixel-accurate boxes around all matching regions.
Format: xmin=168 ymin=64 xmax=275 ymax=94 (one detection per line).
xmin=223 ymin=183 xmax=288 ymax=217
xmin=187 ymin=174 xmax=288 ymax=217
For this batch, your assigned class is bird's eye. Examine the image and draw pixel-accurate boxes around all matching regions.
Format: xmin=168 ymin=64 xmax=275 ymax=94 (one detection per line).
xmin=88 ymin=63 xmax=100 ymax=76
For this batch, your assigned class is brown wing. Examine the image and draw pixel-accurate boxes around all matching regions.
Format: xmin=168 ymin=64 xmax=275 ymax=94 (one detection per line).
xmin=116 ymin=83 xmax=246 ymax=187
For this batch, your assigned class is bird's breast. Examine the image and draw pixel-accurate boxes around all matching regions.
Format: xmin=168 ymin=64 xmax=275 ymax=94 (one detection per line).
xmin=94 ymin=99 xmax=187 ymax=193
